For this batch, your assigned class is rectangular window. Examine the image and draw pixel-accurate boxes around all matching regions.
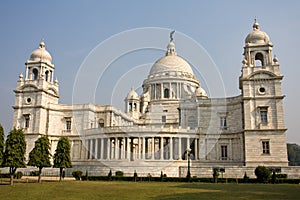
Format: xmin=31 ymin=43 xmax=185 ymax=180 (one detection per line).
xmin=221 ymin=145 xmax=228 ymax=160
xmin=162 ymin=115 xmax=166 ymax=123
xmin=262 ymin=141 xmax=270 ymax=154
xmin=260 ymin=107 xmax=268 ymax=123
xmin=24 ymin=114 xmax=30 ymax=128
xmin=66 ymin=118 xmax=72 ymax=132
xmin=220 ymin=116 xmax=227 ymax=129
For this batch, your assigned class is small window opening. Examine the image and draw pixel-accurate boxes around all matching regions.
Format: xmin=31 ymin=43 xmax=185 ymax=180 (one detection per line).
xmin=32 ymin=68 xmax=38 ymax=80
xmin=255 ymin=53 xmax=264 ymax=66
xmin=162 ymin=116 xmax=166 ymax=123
xmin=164 ymin=88 xmax=169 ymax=98
xmin=45 ymin=70 xmax=49 ymax=81
xmin=24 ymin=114 xmax=30 ymax=128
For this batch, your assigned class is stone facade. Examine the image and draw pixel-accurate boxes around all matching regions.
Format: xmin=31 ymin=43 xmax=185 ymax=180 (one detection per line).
xmin=12 ymin=21 xmax=295 ymax=178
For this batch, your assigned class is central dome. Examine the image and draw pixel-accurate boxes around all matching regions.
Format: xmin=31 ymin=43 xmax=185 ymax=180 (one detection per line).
xmin=149 ymin=41 xmax=194 ymax=76
xmin=150 ymin=55 xmax=194 ymax=75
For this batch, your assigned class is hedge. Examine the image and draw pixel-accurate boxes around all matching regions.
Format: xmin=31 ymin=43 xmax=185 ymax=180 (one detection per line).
xmin=80 ymin=175 xmax=300 ymax=184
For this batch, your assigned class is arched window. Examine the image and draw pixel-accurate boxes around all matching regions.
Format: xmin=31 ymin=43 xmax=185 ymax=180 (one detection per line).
xmin=164 ymin=88 xmax=169 ymax=98
xmin=255 ymin=53 xmax=264 ymax=66
xmin=98 ymin=119 xmax=104 ymax=128
xmin=32 ymin=68 xmax=38 ymax=80
xmin=45 ymin=70 xmax=49 ymax=81
xmin=129 ymin=103 xmax=132 ymax=112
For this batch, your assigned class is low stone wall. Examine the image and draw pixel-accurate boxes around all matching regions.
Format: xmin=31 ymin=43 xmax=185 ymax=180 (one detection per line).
xmin=1 ymin=165 xmax=300 ymax=179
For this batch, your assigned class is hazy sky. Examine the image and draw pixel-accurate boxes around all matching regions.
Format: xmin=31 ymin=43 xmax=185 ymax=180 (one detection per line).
xmin=0 ymin=1 xmax=299 ymax=144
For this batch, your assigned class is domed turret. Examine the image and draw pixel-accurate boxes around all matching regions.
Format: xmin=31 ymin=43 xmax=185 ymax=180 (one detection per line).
xmin=245 ymin=20 xmax=270 ymax=45
xmin=126 ymin=87 xmax=139 ymax=100
xmin=29 ymin=40 xmax=52 ymax=63
xmin=195 ymin=87 xmax=208 ymax=98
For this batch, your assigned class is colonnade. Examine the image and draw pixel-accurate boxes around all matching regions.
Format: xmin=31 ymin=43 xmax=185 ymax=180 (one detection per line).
xmin=84 ymin=136 xmax=199 ymax=161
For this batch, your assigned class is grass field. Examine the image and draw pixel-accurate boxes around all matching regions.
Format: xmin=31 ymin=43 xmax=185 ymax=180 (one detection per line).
xmin=0 ymin=180 xmax=300 ymax=200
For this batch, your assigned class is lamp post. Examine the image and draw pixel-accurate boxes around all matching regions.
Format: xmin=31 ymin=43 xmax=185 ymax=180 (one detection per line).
xmin=186 ymin=148 xmax=191 ymax=181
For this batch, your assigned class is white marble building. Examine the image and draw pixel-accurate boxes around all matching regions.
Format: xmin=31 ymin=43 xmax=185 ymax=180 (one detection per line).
xmin=12 ymin=21 xmax=293 ymax=178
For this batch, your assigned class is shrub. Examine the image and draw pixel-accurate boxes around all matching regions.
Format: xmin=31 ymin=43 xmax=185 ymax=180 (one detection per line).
xmin=147 ymin=173 xmax=152 ymax=182
xmin=243 ymin=172 xmax=249 ymax=183
xmin=276 ymin=174 xmax=287 ymax=179
xmin=133 ymin=170 xmax=138 ymax=182
xmin=255 ymin=166 xmax=271 ymax=183
xmin=115 ymin=171 xmax=124 ymax=177
xmin=15 ymin=171 xmax=23 ymax=179
xmin=0 ymin=173 xmax=10 ymax=178
xmin=108 ymin=170 xmax=112 ymax=181
xmin=213 ymin=168 xmax=219 ymax=183
xmin=30 ymin=170 xmax=40 ymax=176
xmin=72 ymin=170 xmax=83 ymax=180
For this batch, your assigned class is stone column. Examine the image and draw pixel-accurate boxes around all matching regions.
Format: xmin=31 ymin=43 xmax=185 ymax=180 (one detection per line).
xmin=198 ymin=138 xmax=201 ymax=160
xmin=120 ymin=137 xmax=123 ymax=159
xmin=94 ymin=138 xmax=98 ymax=159
xmin=51 ymin=70 xmax=54 ymax=82
xmin=229 ymin=138 xmax=232 ymax=161
xmin=127 ymin=137 xmax=130 ymax=160
xmin=178 ymin=137 xmax=182 ymax=160
xmin=138 ymin=137 xmax=142 ymax=160
xmin=99 ymin=138 xmax=104 ymax=160
xmin=195 ymin=138 xmax=198 ymax=160
xmin=151 ymin=137 xmax=155 ymax=160
xmin=142 ymin=137 xmax=145 ymax=160
xmin=107 ymin=138 xmax=111 ymax=160
xmin=160 ymin=137 xmax=164 ymax=160
xmin=161 ymin=84 xmax=163 ymax=99
xmin=114 ymin=137 xmax=118 ymax=160
xmin=170 ymin=137 xmax=173 ymax=160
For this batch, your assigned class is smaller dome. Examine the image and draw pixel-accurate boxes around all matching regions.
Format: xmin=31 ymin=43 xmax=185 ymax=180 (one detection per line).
xmin=126 ymin=87 xmax=139 ymax=100
xmin=195 ymin=87 xmax=208 ymax=98
xmin=245 ymin=21 xmax=270 ymax=44
xmin=29 ymin=41 xmax=52 ymax=63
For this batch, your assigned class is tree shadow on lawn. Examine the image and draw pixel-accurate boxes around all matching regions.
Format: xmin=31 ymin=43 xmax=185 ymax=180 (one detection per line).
xmin=155 ymin=183 xmax=296 ymax=200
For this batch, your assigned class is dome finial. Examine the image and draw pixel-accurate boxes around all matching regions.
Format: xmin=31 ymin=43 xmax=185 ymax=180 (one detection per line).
xmin=170 ymin=30 xmax=175 ymax=42
xmin=166 ymin=31 xmax=177 ymax=56
xmin=39 ymin=38 xmax=45 ymax=49
xmin=253 ymin=18 xmax=260 ymax=30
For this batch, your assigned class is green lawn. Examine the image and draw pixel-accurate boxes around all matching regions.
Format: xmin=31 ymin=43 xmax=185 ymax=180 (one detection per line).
xmin=0 ymin=180 xmax=299 ymax=200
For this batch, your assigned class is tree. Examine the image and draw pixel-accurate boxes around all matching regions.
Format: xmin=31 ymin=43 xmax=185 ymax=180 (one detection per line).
xmin=28 ymin=136 xmax=51 ymax=183
xmin=0 ymin=124 xmax=4 ymax=165
xmin=255 ymin=166 xmax=271 ymax=183
xmin=287 ymin=143 xmax=300 ymax=166
xmin=53 ymin=137 xmax=72 ymax=181
xmin=2 ymin=128 xmax=26 ymax=185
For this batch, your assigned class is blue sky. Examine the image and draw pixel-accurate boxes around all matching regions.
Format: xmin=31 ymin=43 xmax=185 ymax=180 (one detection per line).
xmin=0 ymin=1 xmax=300 ymax=144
